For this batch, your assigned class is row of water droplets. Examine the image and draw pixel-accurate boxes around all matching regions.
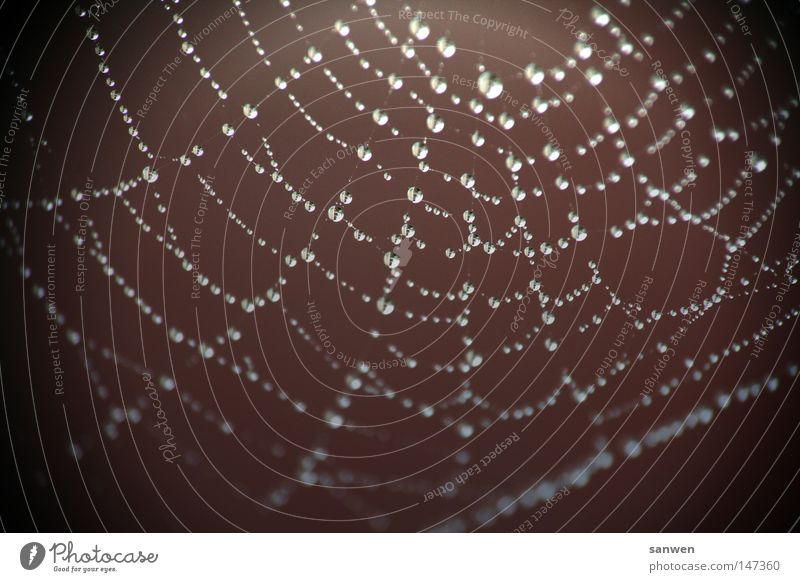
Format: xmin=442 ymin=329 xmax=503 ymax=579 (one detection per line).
xmin=13 ymin=0 xmax=794 ymax=527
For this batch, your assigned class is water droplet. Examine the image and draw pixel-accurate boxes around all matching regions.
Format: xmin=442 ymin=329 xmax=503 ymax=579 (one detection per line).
xmin=372 ymin=109 xmax=388 ymax=125
xmin=243 ymin=103 xmax=258 ymax=119
xmin=407 ymin=186 xmax=423 ymax=203
xmin=377 ymin=296 xmax=395 ymax=315
xmin=412 ymin=141 xmax=428 ymax=159
xmin=357 ymin=144 xmax=372 ymax=160
xmin=436 ymin=37 xmax=456 ymax=58
xmin=478 ymin=71 xmax=503 ymax=99
xmin=142 ymin=166 xmax=158 ymax=183
xmin=327 ymin=205 xmax=344 ymax=222
xmin=409 ymin=18 xmax=430 ymax=40
xmin=426 ymin=113 xmax=444 ymax=133
xmin=571 ymin=225 xmax=588 ymax=242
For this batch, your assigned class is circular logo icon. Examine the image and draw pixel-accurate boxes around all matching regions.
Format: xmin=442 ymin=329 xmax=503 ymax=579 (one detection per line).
xmin=20 ymin=542 xmax=46 ymax=570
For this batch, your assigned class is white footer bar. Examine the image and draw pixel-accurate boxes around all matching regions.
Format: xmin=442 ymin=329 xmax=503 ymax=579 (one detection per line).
xmin=1 ymin=533 xmax=796 ymax=581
